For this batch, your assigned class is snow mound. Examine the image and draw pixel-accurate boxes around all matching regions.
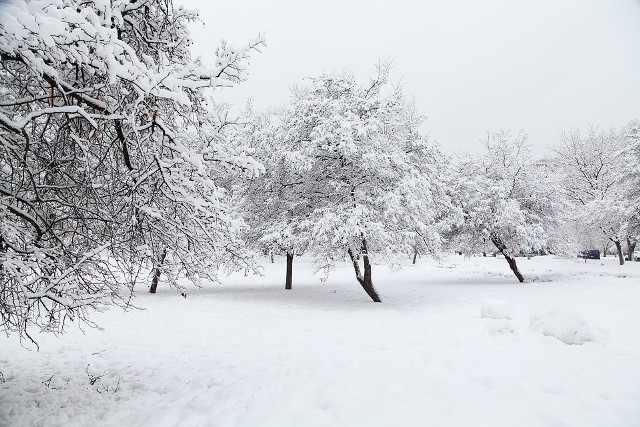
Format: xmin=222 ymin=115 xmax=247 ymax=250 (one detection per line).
xmin=480 ymin=298 xmax=512 ymax=320
xmin=529 ymin=307 xmax=597 ymax=345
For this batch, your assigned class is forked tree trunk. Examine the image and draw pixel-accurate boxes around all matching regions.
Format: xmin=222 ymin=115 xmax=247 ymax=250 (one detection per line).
xmin=285 ymin=252 xmax=293 ymax=290
xmin=149 ymin=248 xmax=167 ymax=293
xmin=614 ymin=240 xmax=624 ymax=265
xmin=347 ymin=240 xmax=382 ymax=302
xmin=626 ymin=238 xmax=636 ymax=262
xmin=491 ymin=236 xmax=524 ymax=283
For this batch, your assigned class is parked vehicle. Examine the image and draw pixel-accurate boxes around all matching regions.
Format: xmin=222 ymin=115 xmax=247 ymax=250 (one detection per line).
xmin=517 ymin=250 xmax=547 ymax=258
xmin=577 ymin=249 xmax=601 ymax=260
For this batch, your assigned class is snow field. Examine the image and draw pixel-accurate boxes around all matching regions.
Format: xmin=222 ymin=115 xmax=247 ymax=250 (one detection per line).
xmin=481 ymin=298 xmax=512 ymax=320
xmin=1 ymin=255 xmax=639 ymax=426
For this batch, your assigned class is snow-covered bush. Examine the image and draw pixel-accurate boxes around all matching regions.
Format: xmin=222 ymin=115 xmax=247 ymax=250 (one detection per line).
xmin=529 ymin=307 xmax=597 ymax=345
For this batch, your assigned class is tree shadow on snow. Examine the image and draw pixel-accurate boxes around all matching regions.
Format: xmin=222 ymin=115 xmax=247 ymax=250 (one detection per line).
xmin=190 ymin=283 xmax=389 ymax=311
xmin=420 ymin=277 xmax=519 ymax=286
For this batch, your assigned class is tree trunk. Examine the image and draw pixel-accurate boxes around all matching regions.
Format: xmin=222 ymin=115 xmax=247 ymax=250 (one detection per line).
xmin=412 ymin=247 xmax=418 ymax=265
xmin=491 ymin=236 xmax=524 ymax=283
xmin=614 ymin=240 xmax=624 ymax=265
xmin=285 ymin=252 xmax=293 ymax=290
xmin=347 ymin=241 xmax=382 ymax=302
xmin=149 ymin=248 xmax=167 ymax=293
xmin=361 ymin=252 xmax=382 ymax=302
xmin=503 ymin=253 xmax=525 ymax=282
xmin=626 ymin=238 xmax=636 ymax=262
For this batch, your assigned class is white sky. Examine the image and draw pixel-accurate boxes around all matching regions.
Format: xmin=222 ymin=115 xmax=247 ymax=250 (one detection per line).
xmin=178 ymin=0 xmax=640 ymax=156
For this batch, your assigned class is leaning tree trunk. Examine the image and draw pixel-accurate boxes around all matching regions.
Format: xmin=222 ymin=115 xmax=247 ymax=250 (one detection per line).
xmin=491 ymin=236 xmax=524 ymax=283
xmin=149 ymin=248 xmax=167 ymax=293
xmin=412 ymin=246 xmax=418 ymax=265
xmin=285 ymin=252 xmax=293 ymax=290
xmin=613 ymin=240 xmax=625 ymax=265
xmin=347 ymin=239 xmax=382 ymax=302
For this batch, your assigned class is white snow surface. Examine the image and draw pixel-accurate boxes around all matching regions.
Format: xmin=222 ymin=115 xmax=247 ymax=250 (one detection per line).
xmin=1 ymin=255 xmax=640 ymax=426
xmin=481 ymin=298 xmax=512 ymax=320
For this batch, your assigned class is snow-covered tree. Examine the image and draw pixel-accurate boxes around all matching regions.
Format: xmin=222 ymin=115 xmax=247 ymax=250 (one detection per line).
xmin=452 ymin=130 xmax=560 ymax=282
xmin=552 ymin=125 xmax=633 ymax=264
xmin=231 ymin=107 xmax=312 ymax=290
xmin=622 ymin=121 xmax=640 ymax=258
xmin=607 ymin=120 xmax=640 ymax=262
xmin=259 ymin=67 xmax=458 ymax=301
xmin=0 ymin=0 xmax=263 ymax=341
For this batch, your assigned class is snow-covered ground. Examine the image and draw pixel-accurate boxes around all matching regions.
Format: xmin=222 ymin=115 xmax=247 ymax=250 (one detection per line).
xmin=2 ymin=255 xmax=640 ymax=427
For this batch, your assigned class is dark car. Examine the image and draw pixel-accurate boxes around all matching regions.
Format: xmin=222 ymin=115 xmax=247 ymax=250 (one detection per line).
xmin=577 ymin=249 xmax=600 ymax=260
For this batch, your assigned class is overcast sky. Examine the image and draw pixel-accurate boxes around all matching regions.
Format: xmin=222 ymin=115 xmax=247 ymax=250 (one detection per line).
xmin=178 ymin=0 xmax=640 ymax=155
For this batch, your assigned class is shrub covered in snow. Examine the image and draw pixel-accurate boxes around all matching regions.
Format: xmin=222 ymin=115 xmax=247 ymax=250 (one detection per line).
xmin=529 ymin=307 xmax=597 ymax=345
